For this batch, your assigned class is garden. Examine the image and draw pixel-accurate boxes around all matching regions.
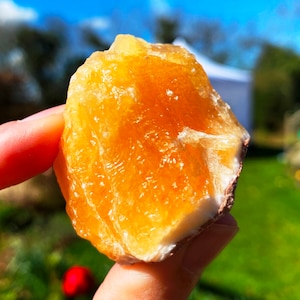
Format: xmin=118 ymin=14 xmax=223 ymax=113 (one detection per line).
xmin=1 ymin=143 xmax=300 ymax=299
xmin=1 ymin=11 xmax=300 ymax=300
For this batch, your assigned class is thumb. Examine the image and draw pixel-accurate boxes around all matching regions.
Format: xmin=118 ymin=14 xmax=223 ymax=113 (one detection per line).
xmin=93 ymin=214 xmax=238 ymax=300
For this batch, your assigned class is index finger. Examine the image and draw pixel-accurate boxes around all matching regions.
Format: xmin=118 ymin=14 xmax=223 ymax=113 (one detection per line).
xmin=0 ymin=105 xmax=64 ymax=190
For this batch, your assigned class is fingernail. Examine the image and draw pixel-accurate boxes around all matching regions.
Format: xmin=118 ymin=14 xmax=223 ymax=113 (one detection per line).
xmin=20 ymin=105 xmax=65 ymax=122
xmin=182 ymin=217 xmax=239 ymax=275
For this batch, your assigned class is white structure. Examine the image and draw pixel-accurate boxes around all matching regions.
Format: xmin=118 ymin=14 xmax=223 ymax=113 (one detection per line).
xmin=173 ymin=38 xmax=253 ymax=134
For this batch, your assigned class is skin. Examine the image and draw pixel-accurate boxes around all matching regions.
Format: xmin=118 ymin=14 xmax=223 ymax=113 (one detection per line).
xmin=0 ymin=106 xmax=239 ymax=300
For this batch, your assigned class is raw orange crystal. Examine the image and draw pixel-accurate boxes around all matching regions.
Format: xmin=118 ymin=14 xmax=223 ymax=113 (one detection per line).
xmin=54 ymin=34 xmax=250 ymax=263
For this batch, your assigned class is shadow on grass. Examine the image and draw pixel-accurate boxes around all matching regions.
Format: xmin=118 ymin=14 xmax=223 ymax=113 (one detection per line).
xmin=246 ymin=143 xmax=282 ymax=158
xmin=196 ymin=281 xmax=264 ymax=300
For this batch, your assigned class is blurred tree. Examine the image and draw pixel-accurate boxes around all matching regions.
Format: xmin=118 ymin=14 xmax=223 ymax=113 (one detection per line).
xmin=0 ymin=22 xmax=43 ymax=122
xmin=0 ymin=71 xmax=23 ymax=105
xmin=184 ymin=19 xmax=229 ymax=64
xmin=154 ymin=16 xmax=230 ymax=63
xmin=16 ymin=25 xmax=66 ymax=106
xmin=0 ymin=17 xmax=112 ymax=120
xmin=0 ymin=70 xmax=41 ymax=123
xmin=154 ymin=15 xmax=257 ymax=69
xmin=291 ymin=69 xmax=300 ymax=107
xmin=80 ymin=26 xmax=109 ymax=51
xmin=254 ymin=43 xmax=300 ymax=132
xmin=0 ymin=25 xmax=18 ymax=55
xmin=155 ymin=16 xmax=179 ymax=43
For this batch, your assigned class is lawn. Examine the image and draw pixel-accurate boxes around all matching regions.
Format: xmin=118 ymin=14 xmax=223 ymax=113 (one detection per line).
xmin=1 ymin=145 xmax=300 ymax=299
xmin=192 ymin=146 xmax=300 ymax=299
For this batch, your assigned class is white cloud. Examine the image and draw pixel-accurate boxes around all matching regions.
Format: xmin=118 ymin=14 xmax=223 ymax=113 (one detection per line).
xmin=0 ymin=0 xmax=37 ymax=24
xmin=80 ymin=16 xmax=110 ymax=30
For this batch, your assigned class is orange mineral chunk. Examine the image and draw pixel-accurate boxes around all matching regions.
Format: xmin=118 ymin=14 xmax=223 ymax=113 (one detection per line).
xmin=54 ymin=34 xmax=250 ymax=263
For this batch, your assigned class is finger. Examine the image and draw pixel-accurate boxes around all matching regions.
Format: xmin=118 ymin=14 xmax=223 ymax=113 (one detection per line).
xmin=93 ymin=214 xmax=238 ymax=300
xmin=0 ymin=105 xmax=65 ymax=189
xmin=182 ymin=213 xmax=238 ymax=277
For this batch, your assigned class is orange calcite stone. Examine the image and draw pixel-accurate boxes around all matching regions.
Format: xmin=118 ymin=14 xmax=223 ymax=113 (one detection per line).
xmin=54 ymin=34 xmax=249 ymax=263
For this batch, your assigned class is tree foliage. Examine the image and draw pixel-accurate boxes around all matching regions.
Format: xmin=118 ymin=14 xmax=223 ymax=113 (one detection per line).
xmin=154 ymin=16 xmax=229 ymax=63
xmin=154 ymin=15 xmax=259 ymax=68
xmin=183 ymin=19 xmax=229 ymax=64
xmin=16 ymin=25 xmax=66 ymax=106
xmin=0 ymin=21 xmax=103 ymax=122
xmin=1 ymin=13 xmax=300 ymax=132
xmin=155 ymin=16 xmax=179 ymax=44
xmin=254 ymin=43 xmax=300 ymax=132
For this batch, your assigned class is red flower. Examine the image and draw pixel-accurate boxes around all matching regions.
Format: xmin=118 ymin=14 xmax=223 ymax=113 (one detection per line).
xmin=62 ymin=266 xmax=96 ymax=298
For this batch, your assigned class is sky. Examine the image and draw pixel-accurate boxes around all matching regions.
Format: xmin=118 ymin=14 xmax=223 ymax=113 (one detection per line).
xmin=0 ymin=0 xmax=300 ymax=65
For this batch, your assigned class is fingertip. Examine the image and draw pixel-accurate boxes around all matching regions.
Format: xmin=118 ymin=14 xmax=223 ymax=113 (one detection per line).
xmin=215 ymin=213 xmax=238 ymax=227
xmin=182 ymin=214 xmax=239 ymax=275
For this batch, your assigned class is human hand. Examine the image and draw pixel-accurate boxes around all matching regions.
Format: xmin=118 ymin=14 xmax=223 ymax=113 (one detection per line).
xmin=0 ymin=106 xmax=238 ymax=300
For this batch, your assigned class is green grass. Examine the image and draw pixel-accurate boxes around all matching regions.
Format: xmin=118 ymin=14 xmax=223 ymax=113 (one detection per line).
xmin=0 ymin=207 xmax=113 ymax=299
xmin=192 ymin=150 xmax=300 ymax=300
xmin=1 ymin=148 xmax=300 ymax=299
